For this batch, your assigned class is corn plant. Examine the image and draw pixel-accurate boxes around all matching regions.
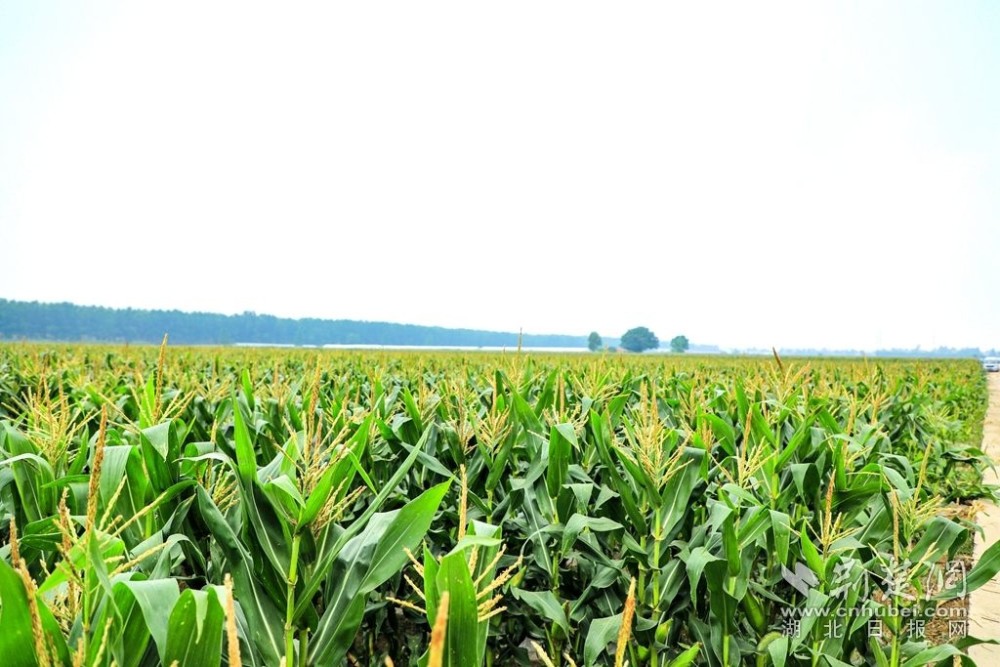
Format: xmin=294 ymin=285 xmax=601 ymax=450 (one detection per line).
xmin=1 ymin=343 xmax=998 ymax=666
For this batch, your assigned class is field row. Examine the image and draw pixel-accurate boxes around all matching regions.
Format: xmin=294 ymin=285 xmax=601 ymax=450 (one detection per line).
xmin=0 ymin=345 xmax=995 ymax=666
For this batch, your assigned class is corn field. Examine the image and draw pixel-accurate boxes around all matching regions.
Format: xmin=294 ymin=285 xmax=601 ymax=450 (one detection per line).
xmin=1 ymin=342 xmax=998 ymax=666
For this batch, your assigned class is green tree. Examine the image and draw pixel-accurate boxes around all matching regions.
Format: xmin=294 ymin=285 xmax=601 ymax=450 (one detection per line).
xmin=670 ymin=335 xmax=690 ymax=353
xmin=588 ymin=331 xmax=603 ymax=352
xmin=620 ymin=327 xmax=659 ymax=353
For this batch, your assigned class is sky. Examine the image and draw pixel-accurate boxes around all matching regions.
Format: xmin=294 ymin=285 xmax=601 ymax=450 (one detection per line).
xmin=1 ymin=2 xmax=998 ymax=351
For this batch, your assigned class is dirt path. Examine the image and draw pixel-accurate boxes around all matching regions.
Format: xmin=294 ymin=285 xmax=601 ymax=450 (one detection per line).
xmin=969 ymin=373 xmax=1000 ymax=662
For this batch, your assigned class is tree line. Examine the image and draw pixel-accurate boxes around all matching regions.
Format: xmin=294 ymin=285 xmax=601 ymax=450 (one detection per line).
xmin=0 ymin=299 xmax=591 ymax=348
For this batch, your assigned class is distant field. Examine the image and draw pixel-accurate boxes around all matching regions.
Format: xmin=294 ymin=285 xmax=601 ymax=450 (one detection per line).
xmin=0 ymin=343 xmax=994 ymax=666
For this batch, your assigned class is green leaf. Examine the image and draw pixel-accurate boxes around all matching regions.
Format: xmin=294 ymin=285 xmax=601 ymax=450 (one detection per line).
xmin=869 ymin=636 xmax=890 ymax=667
xmin=307 ymin=482 xmax=451 ymax=665
xmin=435 ymin=551 xmax=481 ymax=667
xmin=561 ymin=514 xmax=623 ymax=555
xmin=294 ymin=424 xmax=438 ymax=621
xmin=799 ymin=527 xmax=825 ymax=583
xmin=937 ymin=536 xmax=1000 ymax=599
xmin=118 ymin=578 xmax=181 ymax=663
xmin=196 ymin=487 xmax=284 ymax=664
xmin=361 ymin=481 xmax=450 ymax=594
xmin=660 ymin=448 xmax=705 ymax=539
xmin=703 ymin=413 xmax=736 ymax=456
xmin=448 ymin=534 xmax=502 ymax=556
xmin=667 ymin=643 xmax=701 ymax=667
xmin=0 ymin=427 xmax=56 ymax=524
xmin=775 ymin=414 xmax=815 ymax=468
xmin=163 ymin=588 xmax=225 ymax=667
xmin=0 ymin=559 xmax=69 ymax=667
xmin=911 ymin=516 xmax=967 ymax=563
xmin=546 ymin=423 xmax=576 ymax=500
xmin=241 ymin=478 xmax=291 ymax=578
xmin=240 ymin=368 xmax=256 ymax=412
xmin=231 ymin=396 xmax=256 ymax=484
xmin=522 ymin=483 xmax=555 ymax=580
xmin=139 ymin=420 xmax=182 ymax=492
xmin=511 ymin=588 xmax=571 ymax=637
xmin=262 ymin=474 xmax=304 ymax=523
xmin=761 ymin=632 xmax=788 ymax=667
xmin=769 ymin=511 xmax=791 ymax=566
xmin=584 ymin=614 xmax=622 ymax=667
xmin=587 ymin=410 xmax=647 ymax=533
xmin=737 ymin=505 xmax=770 ymax=548
xmin=789 ymin=463 xmax=818 ymax=502
xmin=723 ymin=514 xmax=740 ymax=577
xmin=38 ymin=529 xmax=126 ymax=597
xmin=0 ymin=559 xmax=44 ymax=667
xmin=423 ymin=546 xmax=441 ymax=627
xmin=685 ymin=546 xmax=723 ymax=606
xmin=92 ymin=577 xmax=152 ymax=667
xmin=901 ymin=644 xmax=962 ymax=667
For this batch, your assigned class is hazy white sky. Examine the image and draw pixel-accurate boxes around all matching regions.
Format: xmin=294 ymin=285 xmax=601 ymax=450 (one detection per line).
xmin=2 ymin=2 xmax=998 ymax=350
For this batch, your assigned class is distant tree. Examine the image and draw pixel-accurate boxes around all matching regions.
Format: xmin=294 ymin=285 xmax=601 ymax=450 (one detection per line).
xmin=588 ymin=331 xmax=603 ymax=352
xmin=670 ymin=335 xmax=690 ymax=353
xmin=0 ymin=299 xmax=592 ymax=348
xmin=620 ymin=327 xmax=659 ymax=353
